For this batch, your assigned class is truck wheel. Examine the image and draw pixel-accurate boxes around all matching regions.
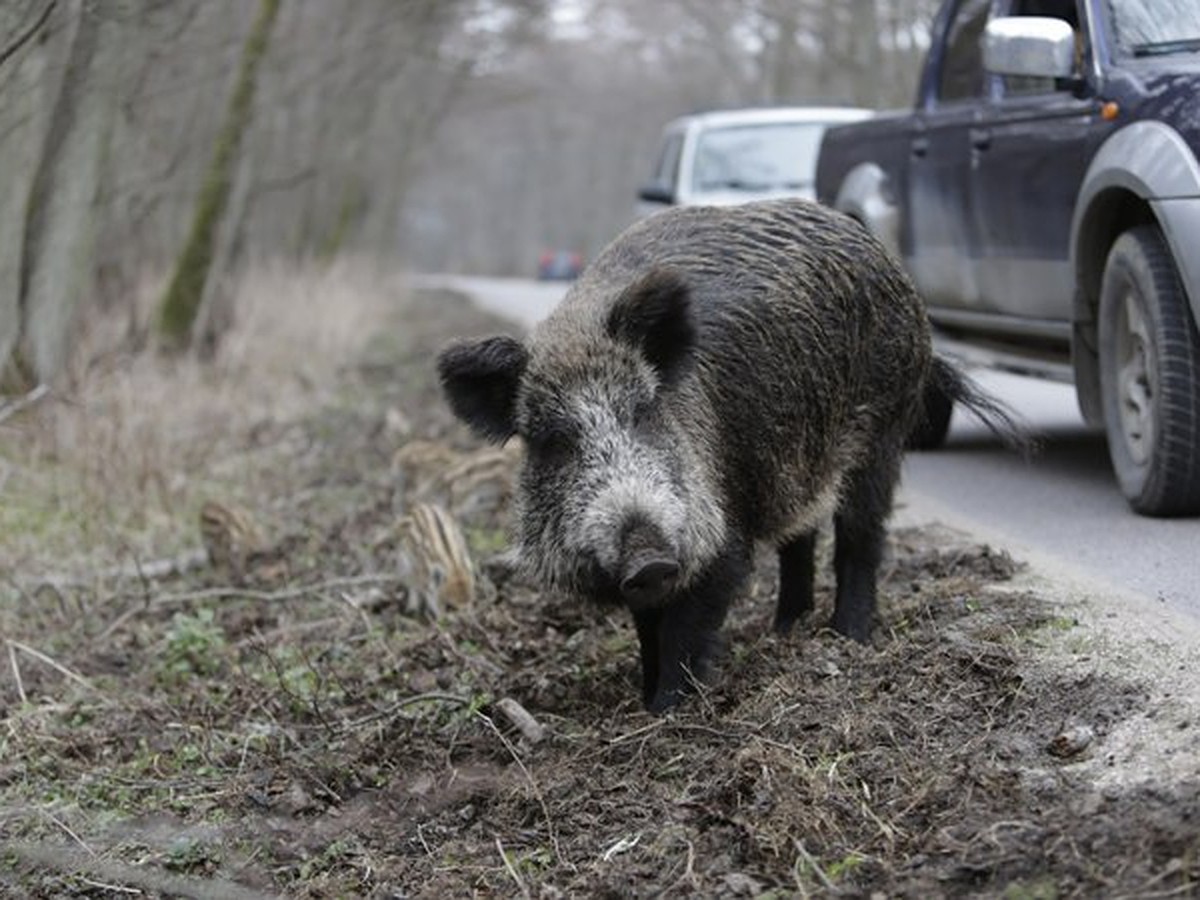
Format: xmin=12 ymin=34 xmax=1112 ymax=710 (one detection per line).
xmin=1098 ymin=224 xmax=1200 ymax=516
xmin=908 ymin=379 xmax=954 ymax=450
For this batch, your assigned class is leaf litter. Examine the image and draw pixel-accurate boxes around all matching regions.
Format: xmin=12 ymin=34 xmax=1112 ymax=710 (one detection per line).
xmin=1 ymin=285 xmax=1196 ymax=898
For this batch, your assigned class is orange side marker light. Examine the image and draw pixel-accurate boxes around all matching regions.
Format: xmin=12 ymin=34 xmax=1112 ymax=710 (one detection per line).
xmin=1101 ymin=101 xmax=1120 ymax=121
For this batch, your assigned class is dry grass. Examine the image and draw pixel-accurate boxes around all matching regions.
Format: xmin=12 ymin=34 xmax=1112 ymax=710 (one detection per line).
xmin=0 ymin=259 xmax=399 ymax=578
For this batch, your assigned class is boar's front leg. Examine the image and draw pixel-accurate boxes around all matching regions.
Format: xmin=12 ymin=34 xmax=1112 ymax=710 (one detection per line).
xmin=632 ymin=607 xmax=663 ymax=708
xmin=640 ymin=540 xmax=752 ymax=714
xmin=831 ymin=452 xmax=901 ymax=642
xmin=774 ymin=530 xmax=816 ymax=634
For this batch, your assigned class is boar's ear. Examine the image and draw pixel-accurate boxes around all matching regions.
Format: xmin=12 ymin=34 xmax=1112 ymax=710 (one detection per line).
xmin=437 ymin=336 xmax=528 ymax=442
xmin=606 ymin=267 xmax=695 ymax=383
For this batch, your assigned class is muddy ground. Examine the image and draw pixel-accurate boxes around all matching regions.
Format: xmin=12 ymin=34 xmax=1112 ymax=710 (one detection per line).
xmin=1 ymin=285 xmax=1197 ymax=898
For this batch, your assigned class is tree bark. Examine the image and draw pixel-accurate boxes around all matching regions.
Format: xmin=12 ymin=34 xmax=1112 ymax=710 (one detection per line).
xmin=157 ymin=0 xmax=279 ymax=350
xmin=1 ymin=0 xmax=120 ymax=390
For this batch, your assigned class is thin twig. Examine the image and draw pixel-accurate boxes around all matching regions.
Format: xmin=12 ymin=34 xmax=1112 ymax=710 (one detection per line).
xmin=416 ymin=823 xmax=434 ymax=857
xmin=231 ymin=616 xmax=343 ymax=649
xmin=42 ymin=810 xmax=95 ymax=857
xmin=793 ymin=839 xmax=837 ymax=893
xmin=6 ymin=639 xmax=99 ymax=696
xmin=476 ymin=711 xmax=565 ymax=866
xmin=8 ymin=642 xmax=27 ymax=704
xmin=665 ymin=837 xmax=699 ymax=895
xmin=606 ymin=719 xmax=666 ymax=746
xmin=340 ymin=692 xmax=472 ymax=732
xmin=80 ymin=878 xmax=141 ymax=895
xmin=495 ymin=835 xmax=531 ymax=899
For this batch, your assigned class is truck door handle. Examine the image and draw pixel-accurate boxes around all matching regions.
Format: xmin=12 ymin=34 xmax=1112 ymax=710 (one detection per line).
xmin=911 ymin=137 xmax=929 ymax=158
xmin=970 ymin=128 xmax=991 ymax=151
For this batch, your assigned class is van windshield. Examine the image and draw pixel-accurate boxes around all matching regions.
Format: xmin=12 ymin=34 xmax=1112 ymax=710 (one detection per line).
xmin=691 ymin=122 xmax=825 ymax=194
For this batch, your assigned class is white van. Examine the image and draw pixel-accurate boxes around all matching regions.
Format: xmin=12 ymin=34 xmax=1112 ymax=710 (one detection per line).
xmin=637 ymin=106 xmax=873 ymax=215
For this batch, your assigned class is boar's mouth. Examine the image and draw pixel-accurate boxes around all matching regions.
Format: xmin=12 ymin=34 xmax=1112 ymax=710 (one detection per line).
xmin=619 ymin=555 xmax=680 ymax=609
xmin=526 ymin=531 xmax=682 ymax=611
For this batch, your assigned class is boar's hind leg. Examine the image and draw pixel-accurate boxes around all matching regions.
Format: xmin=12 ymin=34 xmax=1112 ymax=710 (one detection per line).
xmin=831 ymin=454 xmax=901 ymax=643
xmin=644 ymin=541 xmax=752 ymax=714
xmin=774 ymin=531 xmax=816 ymax=634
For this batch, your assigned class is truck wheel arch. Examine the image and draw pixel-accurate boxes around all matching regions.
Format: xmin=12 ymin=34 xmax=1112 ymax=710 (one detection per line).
xmin=833 ymin=162 xmax=901 ymax=261
xmin=1071 ymin=121 xmax=1200 ymax=426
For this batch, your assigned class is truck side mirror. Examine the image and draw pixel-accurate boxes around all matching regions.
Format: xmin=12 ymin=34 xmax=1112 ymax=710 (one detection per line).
xmin=983 ymin=16 xmax=1076 ymax=80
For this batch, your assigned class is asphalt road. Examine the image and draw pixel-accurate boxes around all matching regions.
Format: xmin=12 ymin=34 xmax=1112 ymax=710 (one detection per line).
xmin=422 ymin=274 xmax=1200 ymax=622
xmin=903 ymin=371 xmax=1199 ymax=619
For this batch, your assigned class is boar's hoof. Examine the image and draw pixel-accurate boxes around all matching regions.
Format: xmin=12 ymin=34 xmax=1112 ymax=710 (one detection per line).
xmin=830 ymin=612 xmax=873 ymax=644
xmin=620 ymin=558 xmax=679 ymax=608
xmin=646 ymin=684 xmax=684 ymax=715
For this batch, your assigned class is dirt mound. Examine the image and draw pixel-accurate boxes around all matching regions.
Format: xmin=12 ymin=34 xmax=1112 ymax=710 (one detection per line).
xmin=2 ymin=286 xmax=1196 ymax=898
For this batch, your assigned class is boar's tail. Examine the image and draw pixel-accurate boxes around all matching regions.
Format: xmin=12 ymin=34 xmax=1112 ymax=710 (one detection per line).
xmin=922 ymin=356 xmax=1037 ymax=458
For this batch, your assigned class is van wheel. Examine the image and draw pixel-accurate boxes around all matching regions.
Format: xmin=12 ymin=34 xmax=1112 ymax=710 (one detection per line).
xmin=908 ymin=379 xmax=954 ymax=450
xmin=1098 ymin=224 xmax=1200 ymax=516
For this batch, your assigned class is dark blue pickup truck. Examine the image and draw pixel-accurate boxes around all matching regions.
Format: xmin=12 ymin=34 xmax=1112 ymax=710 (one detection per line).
xmin=815 ymin=0 xmax=1200 ymax=517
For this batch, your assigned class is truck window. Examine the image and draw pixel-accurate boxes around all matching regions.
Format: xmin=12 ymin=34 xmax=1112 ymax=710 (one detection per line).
xmin=1107 ymin=0 xmax=1200 ymax=55
xmin=938 ymin=0 xmax=992 ymax=103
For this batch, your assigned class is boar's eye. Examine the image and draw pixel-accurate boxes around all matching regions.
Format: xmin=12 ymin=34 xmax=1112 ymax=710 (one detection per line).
xmin=527 ymin=423 xmax=576 ymax=464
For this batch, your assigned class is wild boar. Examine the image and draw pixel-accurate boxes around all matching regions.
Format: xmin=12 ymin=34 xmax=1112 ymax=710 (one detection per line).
xmin=438 ymin=199 xmax=1020 ymax=713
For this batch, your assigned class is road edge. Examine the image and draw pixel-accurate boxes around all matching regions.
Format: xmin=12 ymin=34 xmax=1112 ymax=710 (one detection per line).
xmin=896 ymin=485 xmax=1200 ymax=792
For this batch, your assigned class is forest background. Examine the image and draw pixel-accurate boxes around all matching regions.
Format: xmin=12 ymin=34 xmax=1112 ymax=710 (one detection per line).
xmin=0 ymin=0 xmax=939 ymax=388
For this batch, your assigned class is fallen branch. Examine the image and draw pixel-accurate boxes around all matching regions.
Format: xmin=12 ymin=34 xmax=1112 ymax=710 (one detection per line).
xmin=0 ymin=383 xmax=49 ymax=425
xmin=6 ymin=840 xmax=275 ymax=900
xmin=28 ymin=548 xmax=210 ymax=594
xmin=152 ymin=573 xmax=402 ymax=606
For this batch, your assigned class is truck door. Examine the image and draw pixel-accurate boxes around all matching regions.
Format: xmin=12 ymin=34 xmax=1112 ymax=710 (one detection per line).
xmin=968 ymin=0 xmax=1096 ymax=325
xmin=906 ymin=0 xmax=993 ymax=311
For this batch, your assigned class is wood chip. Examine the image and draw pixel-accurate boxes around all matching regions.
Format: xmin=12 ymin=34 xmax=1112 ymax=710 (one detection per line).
xmin=496 ymin=697 xmax=546 ymax=745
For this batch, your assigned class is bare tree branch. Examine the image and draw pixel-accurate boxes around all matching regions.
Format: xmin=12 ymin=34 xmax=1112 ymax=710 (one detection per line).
xmin=0 ymin=0 xmax=57 ymax=71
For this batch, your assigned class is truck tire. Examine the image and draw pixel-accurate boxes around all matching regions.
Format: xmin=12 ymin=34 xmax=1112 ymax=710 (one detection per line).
xmin=908 ymin=378 xmax=954 ymax=450
xmin=1098 ymin=224 xmax=1200 ymax=516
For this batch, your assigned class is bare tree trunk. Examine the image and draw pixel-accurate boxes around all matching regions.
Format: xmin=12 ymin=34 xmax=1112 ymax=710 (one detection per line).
xmin=0 ymin=2 xmax=55 ymax=387
xmin=1 ymin=0 xmax=121 ymax=390
xmin=194 ymin=147 xmax=254 ymax=357
xmin=157 ymin=0 xmax=279 ymax=350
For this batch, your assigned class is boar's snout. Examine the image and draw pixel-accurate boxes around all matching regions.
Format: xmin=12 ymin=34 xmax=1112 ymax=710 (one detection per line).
xmin=618 ymin=517 xmax=679 ymax=607
xmin=620 ymin=557 xmax=679 ymax=607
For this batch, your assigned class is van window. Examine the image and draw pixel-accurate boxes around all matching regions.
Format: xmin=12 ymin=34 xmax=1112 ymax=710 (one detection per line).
xmin=652 ymin=132 xmax=684 ymax=189
xmin=691 ymin=122 xmax=825 ymax=193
